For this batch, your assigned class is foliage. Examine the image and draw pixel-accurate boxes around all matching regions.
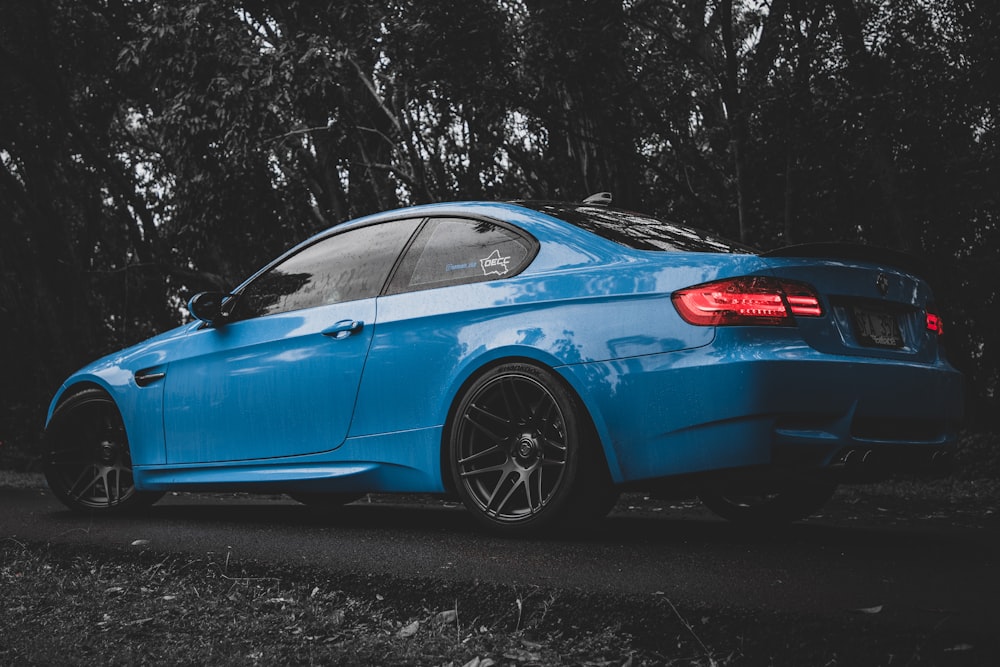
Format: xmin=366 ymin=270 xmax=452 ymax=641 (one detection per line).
xmin=1 ymin=0 xmax=998 ymax=450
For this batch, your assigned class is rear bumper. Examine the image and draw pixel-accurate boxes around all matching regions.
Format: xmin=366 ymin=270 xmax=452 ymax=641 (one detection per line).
xmin=566 ymin=334 xmax=963 ymax=484
xmin=773 ymin=441 xmax=955 ymax=481
xmin=771 ymin=405 xmax=958 ymax=480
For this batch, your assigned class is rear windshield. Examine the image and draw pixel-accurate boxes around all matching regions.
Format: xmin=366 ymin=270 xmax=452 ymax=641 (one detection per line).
xmin=518 ymin=202 xmax=750 ymax=253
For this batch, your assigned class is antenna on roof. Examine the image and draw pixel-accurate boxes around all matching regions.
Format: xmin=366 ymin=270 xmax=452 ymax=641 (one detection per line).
xmin=582 ymin=192 xmax=612 ymax=206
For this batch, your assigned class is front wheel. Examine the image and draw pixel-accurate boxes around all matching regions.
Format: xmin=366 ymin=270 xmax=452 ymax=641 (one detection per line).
xmin=43 ymin=388 xmax=162 ymax=512
xmin=699 ymin=478 xmax=837 ymax=525
xmin=448 ymin=362 xmax=609 ymax=534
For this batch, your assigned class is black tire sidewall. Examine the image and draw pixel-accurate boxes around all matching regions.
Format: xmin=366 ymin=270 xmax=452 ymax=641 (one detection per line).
xmin=448 ymin=362 xmax=585 ymax=533
xmin=44 ymin=388 xmax=160 ymax=512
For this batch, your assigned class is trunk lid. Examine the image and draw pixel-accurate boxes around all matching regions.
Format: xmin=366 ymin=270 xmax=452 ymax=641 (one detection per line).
xmin=758 ymin=245 xmax=942 ymax=364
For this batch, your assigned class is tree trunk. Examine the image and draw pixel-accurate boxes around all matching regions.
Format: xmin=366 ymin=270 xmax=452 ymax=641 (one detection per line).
xmin=831 ymin=0 xmax=916 ymax=252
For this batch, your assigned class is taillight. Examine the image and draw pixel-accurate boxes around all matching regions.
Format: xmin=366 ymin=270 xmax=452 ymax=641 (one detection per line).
xmin=672 ymin=276 xmax=823 ymax=326
xmin=926 ymin=310 xmax=944 ymax=336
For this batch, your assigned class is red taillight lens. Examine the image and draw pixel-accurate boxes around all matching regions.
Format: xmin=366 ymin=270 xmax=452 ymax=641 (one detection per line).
xmin=926 ymin=311 xmax=944 ymax=336
xmin=672 ymin=277 xmax=823 ymax=326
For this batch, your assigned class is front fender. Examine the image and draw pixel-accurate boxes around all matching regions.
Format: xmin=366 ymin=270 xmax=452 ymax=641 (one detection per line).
xmin=44 ymin=323 xmax=195 ymax=466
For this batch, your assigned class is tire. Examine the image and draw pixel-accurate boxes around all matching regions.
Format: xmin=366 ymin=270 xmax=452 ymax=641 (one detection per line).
xmin=699 ymin=478 xmax=837 ymax=525
xmin=448 ymin=362 xmax=611 ymax=534
xmin=43 ymin=388 xmax=162 ymax=513
xmin=288 ymin=492 xmax=364 ymax=508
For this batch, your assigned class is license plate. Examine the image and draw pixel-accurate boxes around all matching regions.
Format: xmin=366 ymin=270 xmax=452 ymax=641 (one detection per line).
xmin=852 ymin=306 xmax=903 ymax=348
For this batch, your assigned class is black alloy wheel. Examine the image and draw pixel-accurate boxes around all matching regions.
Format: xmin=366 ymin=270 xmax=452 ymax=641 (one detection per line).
xmin=43 ymin=388 xmax=162 ymax=512
xmin=449 ymin=362 xmax=609 ymax=533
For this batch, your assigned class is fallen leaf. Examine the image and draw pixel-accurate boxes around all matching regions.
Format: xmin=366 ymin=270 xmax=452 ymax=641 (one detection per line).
xmin=945 ymin=644 xmax=974 ymax=652
xmin=504 ymin=649 xmax=541 ymax=662
xmin=435 ymin=609 xmax=458 ymax=625
xmin=398 ymin=620 xmax=419 ymax=638
xmin=853 ymin=605 xmax=883 ymax=614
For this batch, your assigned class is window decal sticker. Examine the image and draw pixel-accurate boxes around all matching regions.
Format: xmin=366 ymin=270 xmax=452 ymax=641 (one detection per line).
xmin=480 ymin=249 xmax=511 ymax=276
xmin=446 ymin=261 xmax=477 ymax=272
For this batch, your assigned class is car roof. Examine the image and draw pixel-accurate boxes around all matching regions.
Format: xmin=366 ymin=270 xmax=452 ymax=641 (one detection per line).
xmin=332 ymin=200 xmax=747 ymax=254
xmin=236 ymin=200 xmax=750 ymax=295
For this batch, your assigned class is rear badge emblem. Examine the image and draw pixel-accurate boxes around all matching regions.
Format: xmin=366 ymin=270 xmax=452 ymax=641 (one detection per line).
xmin=876 ymin=273 xmax=890 ymax=296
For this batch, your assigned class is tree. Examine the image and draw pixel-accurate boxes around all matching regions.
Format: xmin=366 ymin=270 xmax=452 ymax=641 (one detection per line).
xmin=518 ymin=0 xmax=642 ymax=205
xmin=2 ymin=0 xmax=1000 ymax=461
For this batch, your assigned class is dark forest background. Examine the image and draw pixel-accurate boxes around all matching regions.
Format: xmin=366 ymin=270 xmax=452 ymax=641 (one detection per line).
xmin=1 ymin=0 xmax=998 ymax=458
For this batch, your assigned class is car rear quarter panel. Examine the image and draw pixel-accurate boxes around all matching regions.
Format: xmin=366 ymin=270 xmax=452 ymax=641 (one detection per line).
xmin=348 ymin=252 xmax=769 ymax=483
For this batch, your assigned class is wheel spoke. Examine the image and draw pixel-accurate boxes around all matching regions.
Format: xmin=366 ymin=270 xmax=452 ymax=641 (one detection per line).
xmin=489 ymin=470 xmax=526 ymax=516
xmin=529 ymin=390 xmax=554 ymax=425
xmin=457 ymin=444 xmax=505 ymax=467
xmin=67 ymin=465 xmax=103 ymax=502
xmin=484 ymin=469 xmax=513 ymax=509
xmin=499 ymin=376 xmax=530 ymax=421
xmin=540 ymin=434 xmax=567 ymax=454
xmin=463 ymin=407 xmax=508 ymax=443
xmin=522 ymin=467 xmax=547 ymax=514
xmin=459 ymin=461 xmax=509 ymax=478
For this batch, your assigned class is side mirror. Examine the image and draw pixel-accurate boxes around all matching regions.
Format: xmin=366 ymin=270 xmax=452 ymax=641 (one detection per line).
xmin=187 ymin=292 xmax=230 ymax=325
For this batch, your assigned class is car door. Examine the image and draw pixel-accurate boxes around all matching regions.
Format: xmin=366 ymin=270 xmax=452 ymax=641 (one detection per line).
xmin=349 ymin=216 xmax=539 ymax=437
xmin=161 ymin=218 xmax=421 ymax=464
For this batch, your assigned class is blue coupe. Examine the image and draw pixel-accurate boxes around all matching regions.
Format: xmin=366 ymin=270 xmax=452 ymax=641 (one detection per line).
xmin=43 ymin=199 xmax=963 ymax=531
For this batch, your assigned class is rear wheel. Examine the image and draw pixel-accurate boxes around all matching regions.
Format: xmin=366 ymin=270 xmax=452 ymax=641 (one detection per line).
xmin=43 ymin=388 xmax=162 ymax=512
xmin=449 ymin=362 xmax=610 ymax=534
xmin=699 ymin=478 xmax=837 ymax=525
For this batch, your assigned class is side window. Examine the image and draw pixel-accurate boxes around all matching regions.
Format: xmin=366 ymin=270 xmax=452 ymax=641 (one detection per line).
xmin=230 ymin=218 xmax=420 ymax=320
xmin=386 ymin=217 xmax=536 ymax=295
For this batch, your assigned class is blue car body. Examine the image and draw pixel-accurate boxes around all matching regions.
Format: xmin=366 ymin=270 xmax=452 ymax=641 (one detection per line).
xmin=46 ymin=201 xmax=963 ymax=523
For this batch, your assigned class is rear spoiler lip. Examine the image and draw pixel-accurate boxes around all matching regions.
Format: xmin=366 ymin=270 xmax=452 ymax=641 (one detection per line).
xmin=760 ymin=243 xmax=929 ymax=280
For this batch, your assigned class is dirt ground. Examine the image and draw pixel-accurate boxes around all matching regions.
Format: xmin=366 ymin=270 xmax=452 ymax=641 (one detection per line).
xmin=2 ymin=470 xmax=998 ymax=666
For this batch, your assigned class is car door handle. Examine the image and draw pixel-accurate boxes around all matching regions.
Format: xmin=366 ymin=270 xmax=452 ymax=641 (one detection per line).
xmin=135 ymin=368 xmax=166 ymax=387
xmin=322 ymin=319 xmax=364 ymax=339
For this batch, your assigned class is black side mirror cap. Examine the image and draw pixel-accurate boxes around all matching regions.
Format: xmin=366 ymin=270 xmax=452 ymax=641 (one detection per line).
xmin=188 ymin=291 xmax=230 ymax=325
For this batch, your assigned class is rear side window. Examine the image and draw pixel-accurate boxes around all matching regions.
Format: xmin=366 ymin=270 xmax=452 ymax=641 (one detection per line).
xmin=386 ymin=217 xmax=536 ymax=295
xmin=519 ymin=202 xmax=750 ymax=253
xmin=231 ymin=218 xmax=421 ymax=319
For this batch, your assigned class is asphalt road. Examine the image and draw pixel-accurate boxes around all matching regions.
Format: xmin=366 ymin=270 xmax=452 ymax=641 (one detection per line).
xmin=2 ymin=479 xmax=998 ymax=638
